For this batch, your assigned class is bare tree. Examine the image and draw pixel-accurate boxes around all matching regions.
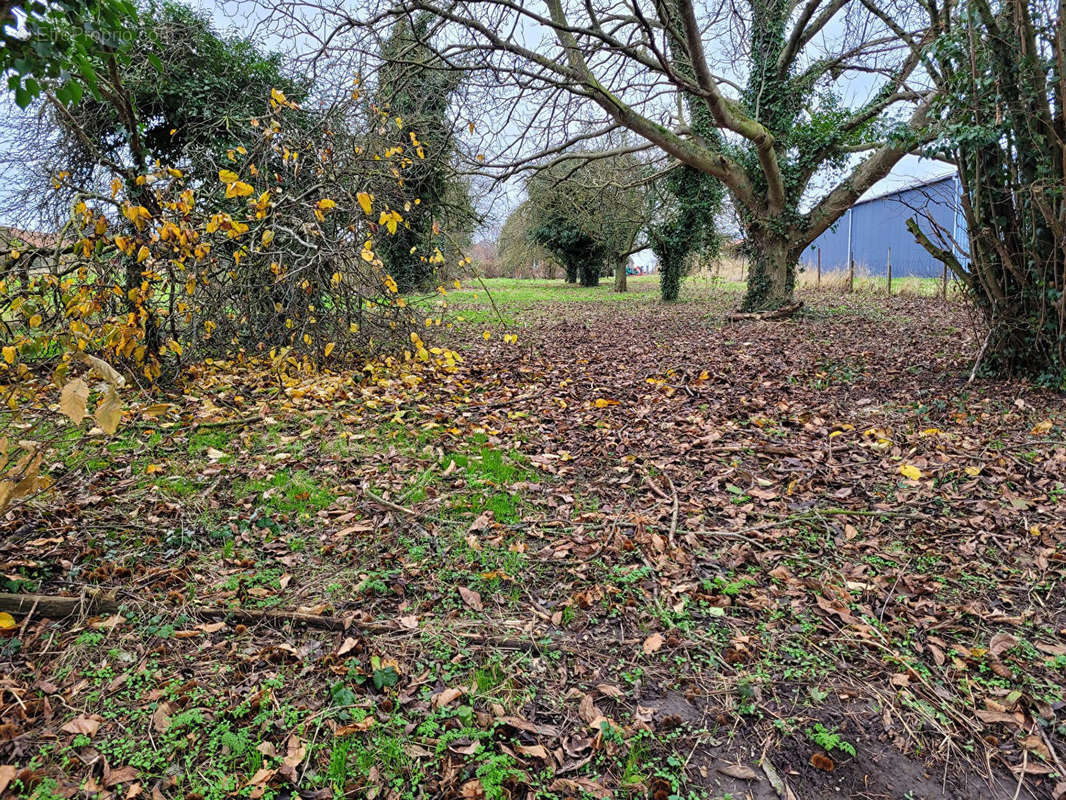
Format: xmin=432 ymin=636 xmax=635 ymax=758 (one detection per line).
xmin=261 ymin=0 xmax=946 ymax=310
xmin=524 ymin=149 xmax=651 ymax=289
xmin=498 ymin=201 xmax=562 ymax=279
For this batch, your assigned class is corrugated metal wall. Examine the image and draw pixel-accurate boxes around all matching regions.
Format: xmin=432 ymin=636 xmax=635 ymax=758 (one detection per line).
xmin=799 ymin=175 xmax=968 ymax=278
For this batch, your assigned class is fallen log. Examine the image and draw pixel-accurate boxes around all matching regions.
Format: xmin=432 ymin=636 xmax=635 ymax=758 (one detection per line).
xmin=726 ymin=300 xmax=804 ymax=322
xmin=0 ymin=591 xmax=390 ymax=633
xmin=0 ymin=590 xmax=118 ymax=618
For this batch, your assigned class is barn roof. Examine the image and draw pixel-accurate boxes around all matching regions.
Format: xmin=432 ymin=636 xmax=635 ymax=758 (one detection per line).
xmin=854 ymin=170 xmax=957 ymax=207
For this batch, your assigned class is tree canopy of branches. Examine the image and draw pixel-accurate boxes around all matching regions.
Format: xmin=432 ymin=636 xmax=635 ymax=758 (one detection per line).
xmin=911 ymin=0 xmax=1065 ymax=386
xmin=368 ymin=13 xmax=474 ymax=294
xmin=498 ymin=201 xmax=561 ymax=279
xmin=525 ymin=151 xmax=648 ymax=289
xmin=329 ymin=0 xmax=943 ymax=311
xmin=49 ymin=1 xmax=307 ymax=197
xmin=0 ymin=3 xmax=460 ymax=389
xmin=1 ymin=0 xmax=136 ymax=107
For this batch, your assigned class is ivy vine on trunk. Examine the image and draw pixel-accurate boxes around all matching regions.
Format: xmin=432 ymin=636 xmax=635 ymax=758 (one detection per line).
xmin=916 ymin=0 xmax=1066 ymax=385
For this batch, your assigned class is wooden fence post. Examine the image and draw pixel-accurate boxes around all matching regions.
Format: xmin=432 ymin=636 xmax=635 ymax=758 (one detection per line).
xmin=848 ymin=257 xmax=855 ymax=293
xmin=817 ymin=248 xmax=821 ymax=288
xmin=886 ymin=247 xmax=892 ymax=295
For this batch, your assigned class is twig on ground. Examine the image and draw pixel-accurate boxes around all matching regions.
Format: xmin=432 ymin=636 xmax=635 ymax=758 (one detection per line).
xmin=664 ymin=472 xmax=679 ymax=547
xmin=642 ymin=470 xmax=670 ymax=500
xmin=760 ymin=756 xmax=798 ymax=800
xmin=1011 ymin=742 xmax=1028 ymax=800
xmin=364 ymin=488 xmax=419 ymax=517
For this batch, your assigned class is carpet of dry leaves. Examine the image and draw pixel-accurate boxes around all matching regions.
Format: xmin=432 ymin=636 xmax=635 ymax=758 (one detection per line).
xmin=1 ymin=278 xmax=1064 ymax=800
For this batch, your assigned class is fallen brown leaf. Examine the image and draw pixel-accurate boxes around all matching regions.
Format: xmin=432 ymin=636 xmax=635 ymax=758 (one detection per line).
xmin=717 ymin=763 xmax=758 ymax=780
xmin=61 ymin=715 xmax=102 ymax=737
xmin=458 ymin=586 xmax=483 ymax=611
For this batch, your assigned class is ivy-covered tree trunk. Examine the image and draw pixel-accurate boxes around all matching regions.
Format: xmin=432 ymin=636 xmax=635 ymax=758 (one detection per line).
xmin=744 ymin=231 xmax=797 ymax=311
xmin=579 ymin=263 xmax=600 ymax=287
xmin=564 ymin=263 xmax=578 ymax=283
xmin=913 ymin=0 xmax=1066 ymax=384
xmin=613 ymin=257 xmax=626 ymax=293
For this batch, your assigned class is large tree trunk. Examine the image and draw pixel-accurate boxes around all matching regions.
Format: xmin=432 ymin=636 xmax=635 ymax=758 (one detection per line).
xmin=579 ymin=263 xmax=600 ymax=286
xmin=742 ymin=233 xmax=796 ymax=312
xmin=614 ymin=258 xmax=627 ymax=292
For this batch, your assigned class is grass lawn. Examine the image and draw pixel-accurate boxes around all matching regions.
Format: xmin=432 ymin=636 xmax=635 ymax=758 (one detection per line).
xmin=1 ymin=278 xmax=1063 ymax=800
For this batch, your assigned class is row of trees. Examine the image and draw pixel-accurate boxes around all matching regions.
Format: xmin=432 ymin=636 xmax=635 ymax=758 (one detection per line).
xmin=413 ymin=0 xmax=1060 ymax=383
xmin=3 ymin=0 xmax=1065 ymax=384
xmin=506 ymin=146 xmax=724 ymax=301
xmin=523 ymin=151 xmax=647 ymax=290
xmin=347 ymin=0 xmax=935 ymax=314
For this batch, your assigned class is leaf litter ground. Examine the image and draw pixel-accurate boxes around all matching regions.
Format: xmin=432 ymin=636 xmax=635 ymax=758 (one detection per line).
xmin=1 ymin=276 xmax=1064 ymax=800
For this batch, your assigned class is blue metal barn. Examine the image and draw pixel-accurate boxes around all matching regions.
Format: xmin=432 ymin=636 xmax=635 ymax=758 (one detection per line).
xmin=800 ymin=173 xmax=968 ymax=278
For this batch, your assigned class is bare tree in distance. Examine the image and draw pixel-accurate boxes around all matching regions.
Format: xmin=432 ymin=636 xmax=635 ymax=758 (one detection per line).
xmin=240 ymin=0 xmax=947 ymax=311
xmin=525 ymin=148 xmax=652 ymax=290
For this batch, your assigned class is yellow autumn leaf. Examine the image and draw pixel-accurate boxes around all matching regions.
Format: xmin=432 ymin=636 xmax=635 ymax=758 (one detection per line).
xmin=1031 ymin=419 xmax=1053 ymax=435
xmin=218 ymin=169 xmax=240 ymax=183
xmin=899 ymin=464 xmax=922 ymax=480
xmin=379 ymin=210 xmax=402 ymax=235
xmin=482 ymin=330 xmax=491 ymax=340
xmin=28 ymin=314 xmax=41 ymax=328
xmin=226 ymin=181 xmax=254 ymax=198
xmin=324 ymin=342 xmax=335 ymax=357
xmin=145 ymin=463 xmax=165 ymax=474
xmin=2 ymin=346 xmax=16 ymax=365
xmin=964 ymin=465 xmax=982 ymax=477
xmin=136 ymin=245 xmax=151 ymax=263
xmin=357 ymin=192 xmax=372 ymax=215
xmin=594 ymin=398 xmax=619 ymax=408
xmin=0 ymin=611 xmax=14 ymax=629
